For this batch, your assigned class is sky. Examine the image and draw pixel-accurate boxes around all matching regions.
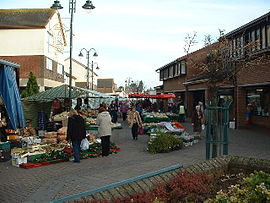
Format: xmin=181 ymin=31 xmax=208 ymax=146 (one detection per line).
xmin=1 ymin=0 xmax=270 ymax=89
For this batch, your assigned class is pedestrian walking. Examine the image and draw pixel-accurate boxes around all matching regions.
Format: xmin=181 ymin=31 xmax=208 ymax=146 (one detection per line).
xmin=120 ymin=102 xmax=129 ymax=121
xmin=96 ymin=107 xmax=112 ymax=157
xmin=191 ymin=105 xmax=203 ymax=137
xmin=67 ymin=109 xmax=86 ymax=163
xmin=127 ymin=106 xmax=143 ymax=140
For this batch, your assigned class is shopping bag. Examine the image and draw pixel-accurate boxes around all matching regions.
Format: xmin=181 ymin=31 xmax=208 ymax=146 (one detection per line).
xmin=80 ymin=138 xmax=90 ymax=150
xmin=202 ymin=124 xmax=205 ymax=130
xmin=138 ymin=127 xmax=144 ymax=135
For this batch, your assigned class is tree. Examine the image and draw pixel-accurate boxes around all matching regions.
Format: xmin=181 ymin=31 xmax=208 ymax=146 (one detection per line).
xmin=184 ymin=30 xmax=269 ymax=104
xmin=21 ymin=72 xmax=39 ymax=98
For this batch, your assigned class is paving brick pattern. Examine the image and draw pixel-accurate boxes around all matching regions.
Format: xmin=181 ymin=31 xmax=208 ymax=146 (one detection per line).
xmin=0 ymin=121 xmax=269 ymax=203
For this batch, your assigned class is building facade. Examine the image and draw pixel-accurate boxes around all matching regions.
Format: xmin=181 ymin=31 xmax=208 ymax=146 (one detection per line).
xmin=97 ymin=78 xmax=116 ymax=94
xmin=0 ymin=9 xmax=66 ymax=91
xmin=156 ymin=11 xmax=270 ymax=128
xmin=64 ymin=58 xmax=98 ymax=90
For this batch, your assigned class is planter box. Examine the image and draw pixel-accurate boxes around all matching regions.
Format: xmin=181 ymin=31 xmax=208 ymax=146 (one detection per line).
xmin=68 ymin=156 xmax=270 ymax=202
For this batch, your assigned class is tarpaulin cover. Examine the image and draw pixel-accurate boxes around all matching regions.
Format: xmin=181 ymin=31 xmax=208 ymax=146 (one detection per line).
xmin=129 ymin=93 xmax=176 ymax=99
xmin=0 ymin=65 xmax=26 ymax=129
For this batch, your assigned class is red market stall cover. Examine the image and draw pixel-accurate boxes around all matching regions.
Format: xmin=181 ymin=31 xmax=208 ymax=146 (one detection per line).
xmin=129 ymin=94 xmax=176 ymax=99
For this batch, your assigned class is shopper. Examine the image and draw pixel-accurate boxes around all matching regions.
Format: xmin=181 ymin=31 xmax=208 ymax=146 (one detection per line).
xmin=67 ymin=109 xmax=86 ymax=163
xmin=96 ymin=107 xmax=112 ymax=157
xmin=109 ymin=100 xmax=118 ymax=123
xmin=178 ymin=101 xmax=186 ymax=123
xmin=120 ymin=102 xmax=129 ymax=121
xmin=127 ymin=106 xmax=143 ymax=140
xmin=191 ymin=105 xmax=203 ymax=137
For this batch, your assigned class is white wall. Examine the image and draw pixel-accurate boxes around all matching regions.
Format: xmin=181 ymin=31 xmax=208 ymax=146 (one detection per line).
xmin=0 ymin=29 xmax=45 ymax=56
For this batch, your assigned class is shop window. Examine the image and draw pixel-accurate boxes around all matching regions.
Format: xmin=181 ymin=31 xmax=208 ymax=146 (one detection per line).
xmin=46 ymin=58 xmax=53 ymax=70
xmin=247 ymin=88 xmax=270 ymax=117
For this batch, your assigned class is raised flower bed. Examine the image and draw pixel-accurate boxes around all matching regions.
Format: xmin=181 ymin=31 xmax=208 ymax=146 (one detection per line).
xmin=68 ymin=156 xmax=270 ymax=203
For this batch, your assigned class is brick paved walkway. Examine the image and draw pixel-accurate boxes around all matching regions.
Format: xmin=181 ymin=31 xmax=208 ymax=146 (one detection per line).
xmin=0 ymin=121 xmax=269 ymax=203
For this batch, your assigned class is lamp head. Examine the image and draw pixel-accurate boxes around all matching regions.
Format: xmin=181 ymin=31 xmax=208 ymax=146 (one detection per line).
xmin=96 ymin=66 xmax=100 ymax=70
xmin=50 ymin=0 xmax=63 ymax=9
xmin=79 ymin=52 xmax=83 ymax=57
xmin=93 ymin=52 xmax=98 ymax=57
xmin=82 ymin=0 xmax=95 ymax=10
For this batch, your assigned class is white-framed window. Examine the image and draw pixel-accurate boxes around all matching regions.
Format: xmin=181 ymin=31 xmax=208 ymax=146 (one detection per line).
xmin=267 ymin=25 xmax=270 ymax=47
xmin=256 ymin=28 xmax=261 ymax=50
xmin=240 ymin=36 xmax=244 ymax=56
xmin=57 ymin=64 xmax=63 ymax=74
xmin=169 ymin=66 xmax=173 ymax=78
xmin=46 ymin=58 xmax=53 ymax=70
xmin=180 ymin=61 xmax=186 ymax=75
xmin=251 ymin=30 xmax=256 ymax=51
xmin=262 ymin=26 xmax=266 ymax=49
xmin=177 ymin=63 xmax=181 ymax=76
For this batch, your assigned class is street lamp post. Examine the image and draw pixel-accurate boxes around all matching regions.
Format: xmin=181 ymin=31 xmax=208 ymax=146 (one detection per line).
xmin=50 ymin=0 xmax=95 ymax=101
xmin=79 ymin=48 xmax=98 ymax=90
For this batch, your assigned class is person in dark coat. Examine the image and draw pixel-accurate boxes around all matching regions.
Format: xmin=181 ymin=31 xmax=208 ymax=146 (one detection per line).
xmin=191 ymin=105 xmax=203 ymax=137
xmin=67 ymin=109 xmax=86 ymax=163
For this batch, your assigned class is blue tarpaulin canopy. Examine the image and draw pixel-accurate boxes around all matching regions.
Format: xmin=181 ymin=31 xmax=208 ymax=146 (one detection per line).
xmin=0 ymin=64 xmax=26 ymax=129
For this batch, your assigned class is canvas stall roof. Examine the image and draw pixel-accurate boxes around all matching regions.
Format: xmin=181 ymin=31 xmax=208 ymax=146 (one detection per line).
xmin=22 ymin=85 xmax=113 ymax=102
xmin=0 ymin=9 xmax=55 ymax=28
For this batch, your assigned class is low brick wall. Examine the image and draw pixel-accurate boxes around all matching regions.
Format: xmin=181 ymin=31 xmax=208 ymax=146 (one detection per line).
xmin=62 ymin=156 xmax=270 ymax=202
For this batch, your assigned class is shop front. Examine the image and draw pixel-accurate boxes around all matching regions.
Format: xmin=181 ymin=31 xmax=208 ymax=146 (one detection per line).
xmin=244 ymin=85 xmax=270 ymax=127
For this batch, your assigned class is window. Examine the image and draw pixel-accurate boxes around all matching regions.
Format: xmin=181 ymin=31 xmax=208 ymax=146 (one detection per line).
xmin=159 ymin=70 xmax=164 ymax=81
xmin=262 ymin=26 xmax=266 ymax=49
xmin=57 ymin=64 xmax=63 ymax=74
xmin=164 ymin=68 xmax=169 ymax=79
xmin=256 ymin=28 xmax=261 ymax=50
xmin=240 ymin=36 xmax=244 ymax=55
xmin=169 ymin=66 xmax=173 ymax=78
xmin=180 ymin=61 xmax=186 ymax=74
xmin=251 ymin=30 xmax=256 ymax=51
xmin=46 ymin=58 xmax=53 ymax=70
xmin=177 ymin=63 xmax=181 ymax=75
xmin=47 ymin=31 xmax=53 ymax=53
xmin=267 ymin=25 xmax=270 ymax=47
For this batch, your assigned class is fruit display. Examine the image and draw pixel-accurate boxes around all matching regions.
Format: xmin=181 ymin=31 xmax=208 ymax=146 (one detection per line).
xmin=53 ymin=111 xmax=69 ymax=121
xmin=85 ymin=117 xmax=96 ymax=125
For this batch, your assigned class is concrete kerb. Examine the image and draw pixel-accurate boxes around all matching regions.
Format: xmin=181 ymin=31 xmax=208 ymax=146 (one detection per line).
xmin=50 ymin=164 xmax=182 ymax=203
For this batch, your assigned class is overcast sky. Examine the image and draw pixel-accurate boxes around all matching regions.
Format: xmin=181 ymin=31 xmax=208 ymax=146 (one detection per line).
xmin=2 ymin=0 xmax=270 ymax=89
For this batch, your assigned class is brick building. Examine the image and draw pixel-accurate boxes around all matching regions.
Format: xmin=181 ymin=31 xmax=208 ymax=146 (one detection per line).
xmin=0 ymin=9 xmax=67 ymax=91
xmin=97 ymin=78 xmax=116 ymax=94
xmin=156 ymin=11 xmax=270 ymax=128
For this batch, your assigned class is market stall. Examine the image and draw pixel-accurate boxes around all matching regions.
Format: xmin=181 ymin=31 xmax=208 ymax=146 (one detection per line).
xmin=0 ymin=58 xmax=26 ymax=162
xmin=5 ymin=84 xmax=120 ymax=168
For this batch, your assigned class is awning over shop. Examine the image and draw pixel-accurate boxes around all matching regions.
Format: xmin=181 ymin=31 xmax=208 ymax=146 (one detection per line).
xmin=0 ymin=64 xmax=26 ymax=129
xmin=129 ymin=93 xmax=176 ymax=99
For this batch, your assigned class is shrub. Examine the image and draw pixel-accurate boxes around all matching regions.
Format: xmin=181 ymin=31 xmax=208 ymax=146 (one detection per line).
xmin=152 ymin=172 xmax=211 ymax=203
xmin=205 ymin=171 xmax=270 ymax=203
xmin=147 ymin=133 xmax=183 ymax=154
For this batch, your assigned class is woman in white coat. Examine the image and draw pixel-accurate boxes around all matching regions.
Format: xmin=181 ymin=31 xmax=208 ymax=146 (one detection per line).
xmin=96 ymin=107 xmax=112 ymax=156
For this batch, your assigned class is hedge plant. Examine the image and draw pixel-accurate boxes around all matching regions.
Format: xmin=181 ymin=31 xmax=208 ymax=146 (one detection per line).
xmin=147 ymin=133 xmax=183 ymax=154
